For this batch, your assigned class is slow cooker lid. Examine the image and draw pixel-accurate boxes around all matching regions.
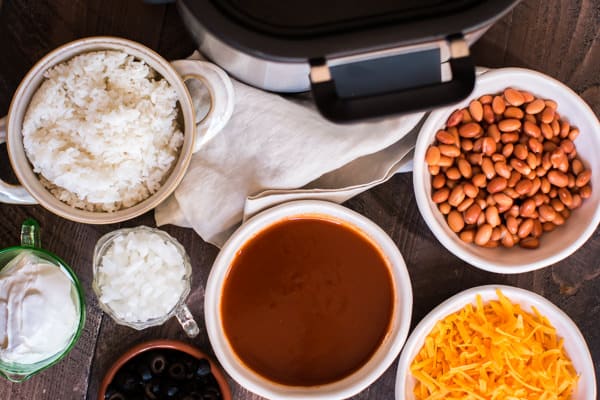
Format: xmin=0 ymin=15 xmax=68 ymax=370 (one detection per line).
xmin=215 ymin=0 xmax=480 ymax=37
xmin=183 ymin=0 xmax=517 ymax=61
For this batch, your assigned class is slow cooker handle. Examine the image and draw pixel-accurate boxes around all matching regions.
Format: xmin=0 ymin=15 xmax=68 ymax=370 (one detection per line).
xmin=310 ymin=37 xmax=475 ymax=123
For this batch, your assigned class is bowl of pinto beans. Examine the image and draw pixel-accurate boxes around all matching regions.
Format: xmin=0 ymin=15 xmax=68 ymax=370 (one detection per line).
xmin=413 ymin=68 xmax=600 ymax=273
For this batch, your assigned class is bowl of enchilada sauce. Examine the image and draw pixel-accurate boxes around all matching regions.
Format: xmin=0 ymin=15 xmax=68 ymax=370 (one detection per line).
xmin=205 ymin=200 xmax=413 ymax=400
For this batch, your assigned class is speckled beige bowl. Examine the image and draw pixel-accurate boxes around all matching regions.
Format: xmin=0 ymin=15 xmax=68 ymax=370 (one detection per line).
xmin=0 ymin=36 xmax=233 ymax=223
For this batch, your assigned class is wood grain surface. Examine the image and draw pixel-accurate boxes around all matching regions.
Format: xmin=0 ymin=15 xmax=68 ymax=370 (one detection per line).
xmin=0 ymin=1 xmax=598 ymax=399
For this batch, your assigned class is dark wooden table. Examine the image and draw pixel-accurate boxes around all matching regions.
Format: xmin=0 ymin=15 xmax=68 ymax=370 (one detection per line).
xmin=0 ymin=1 xmax=598 ymax=399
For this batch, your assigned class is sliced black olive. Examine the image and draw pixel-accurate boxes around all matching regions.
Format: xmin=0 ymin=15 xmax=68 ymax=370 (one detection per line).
xmin=195 ymin=359 xmax=211 ymax=377
xmin=144 ymin=381 xmax=161 ymax=400
xmin=136 ymin=362 xmax=153 ymax=382
xmin=150 ymin=354 xmax=167 ymax=375
xmin=181 ymin=395 xmax=202 ymax=400
xmin=115 ymin=371 xmax=139 ymax=392
xmin=204 ymin=385 xmax=222 ymax=397
xmin=124 ymin=377 xmax=138 ymax=392
xmin=168 ymin=362 xmax=186 ymax=380
xmin=148 ymin=380 xmax=162 ymax=394
xmin=184 ymin=359 xmax=197 ymax=379
xmin=165 ymin=385 xmax=179 ymax=397
xmin=107 ymin=393 xmax=126 ymax=400
xmin=104 ymin=385 xmax=119 ymax=400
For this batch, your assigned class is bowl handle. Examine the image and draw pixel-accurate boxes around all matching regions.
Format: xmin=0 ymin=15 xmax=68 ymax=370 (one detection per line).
xmin=0 ymin=116 xmax=37 ymax=205
xmin=21 ymin=218 xmax=41 ymax=248
xmin=174 ymin=303 xmax=200 ymax=338
xmin=170 ymin=60 xmax=235 ymax=153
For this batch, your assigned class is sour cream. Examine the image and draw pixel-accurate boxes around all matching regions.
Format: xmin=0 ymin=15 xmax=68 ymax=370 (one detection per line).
xmin=0 ymin=252 xmax=79 ymax=364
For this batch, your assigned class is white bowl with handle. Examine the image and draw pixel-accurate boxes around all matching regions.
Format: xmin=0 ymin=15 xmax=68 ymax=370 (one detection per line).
xmin=0 ymin=36 xmax=234 ymax=223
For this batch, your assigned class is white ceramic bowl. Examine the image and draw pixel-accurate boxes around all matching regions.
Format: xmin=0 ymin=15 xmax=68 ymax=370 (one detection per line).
xmin=395 ymin=285 xmax=596 ymax=400
xmin=413 ymin=68 xmax=600 ymax=273
xmin=205 ymin=200 xmax=413 ymax=400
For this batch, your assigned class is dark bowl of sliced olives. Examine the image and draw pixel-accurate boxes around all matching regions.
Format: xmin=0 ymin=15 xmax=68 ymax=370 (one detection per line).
xmin=99 ymin=340 xmax=231 ymax=400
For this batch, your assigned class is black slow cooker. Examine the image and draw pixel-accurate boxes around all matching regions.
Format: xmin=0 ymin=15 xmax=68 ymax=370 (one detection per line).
xmin=177 ymin=0 xmax=520 ymax=122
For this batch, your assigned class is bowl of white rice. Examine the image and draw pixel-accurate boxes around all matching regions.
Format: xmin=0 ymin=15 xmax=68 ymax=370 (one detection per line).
xmin=0 ymin=36 xmax=233 ymax=223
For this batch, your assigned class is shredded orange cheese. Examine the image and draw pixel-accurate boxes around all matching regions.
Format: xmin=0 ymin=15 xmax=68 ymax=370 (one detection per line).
xmin=410 ymin=289 xmax=578 ymax=399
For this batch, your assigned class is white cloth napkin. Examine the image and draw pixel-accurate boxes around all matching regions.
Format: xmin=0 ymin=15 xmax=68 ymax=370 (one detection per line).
xmin=155 ymin=56 xmax=426 ymax=247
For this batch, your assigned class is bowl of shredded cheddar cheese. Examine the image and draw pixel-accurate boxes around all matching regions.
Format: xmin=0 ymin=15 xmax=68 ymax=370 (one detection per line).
xmin=395 ymin=285 xmax=595 ymax=400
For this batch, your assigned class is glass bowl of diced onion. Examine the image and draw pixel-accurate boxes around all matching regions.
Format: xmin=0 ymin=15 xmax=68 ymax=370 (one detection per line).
xmin=92 ymin=226 xmax=199 ymax=337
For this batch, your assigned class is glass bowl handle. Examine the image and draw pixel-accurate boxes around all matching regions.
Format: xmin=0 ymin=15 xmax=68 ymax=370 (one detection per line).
xmin=2 ymin=371 xmax=31 ymax=383
xmin=175 ymin=303 xmax=200 ymax=338
xmin=21 ymin=218 xmax=41 ymax=248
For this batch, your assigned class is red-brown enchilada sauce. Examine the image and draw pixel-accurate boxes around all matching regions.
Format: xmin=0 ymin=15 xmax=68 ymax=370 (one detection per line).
xmin=220 ymin=216 xmax=395 ymax=386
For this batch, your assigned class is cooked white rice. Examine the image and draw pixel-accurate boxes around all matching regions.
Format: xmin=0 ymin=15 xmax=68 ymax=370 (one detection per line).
xmin=22 ymin=50 xmax=184 ymax=212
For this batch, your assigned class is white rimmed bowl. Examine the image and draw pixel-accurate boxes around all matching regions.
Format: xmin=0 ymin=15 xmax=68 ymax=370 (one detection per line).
xmin=205 ymin=200 xmax=413 ymax=400
xmin=413 ymin=68 xmax=600 ymax=273
xmin=395 ymin=284 xmax=596 ymax=400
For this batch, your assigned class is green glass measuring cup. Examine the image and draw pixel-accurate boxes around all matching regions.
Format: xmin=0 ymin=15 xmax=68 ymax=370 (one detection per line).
xmin=0 ymin=218 xmax=86 ymax=382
